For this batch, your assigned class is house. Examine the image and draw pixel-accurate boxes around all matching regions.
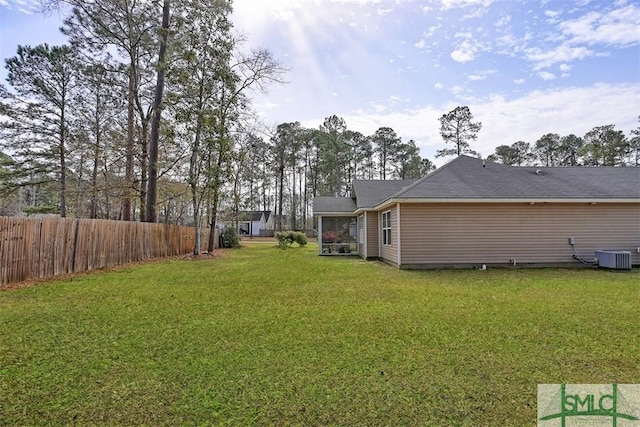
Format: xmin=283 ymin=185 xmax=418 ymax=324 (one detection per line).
xmin=313 ymin=156 xmax=640 ymax=268
xmin=230 ymin=211 xmax=273 ymax=237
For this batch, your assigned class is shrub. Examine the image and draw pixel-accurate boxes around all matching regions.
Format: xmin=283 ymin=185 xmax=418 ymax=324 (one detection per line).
xmin=221 ymin=227 xmax=240 ymax=248
xmin=274 ymin=232 xmax=289 ymax=247
xmin=292 ymin=232 xmax=307 ymax=246
xmin=275 ymin=231 xmax=307 ymax=247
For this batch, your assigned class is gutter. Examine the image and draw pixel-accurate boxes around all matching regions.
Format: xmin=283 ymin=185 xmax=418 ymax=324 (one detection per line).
xmin=375 ymin=198 xmax=640 ymax=211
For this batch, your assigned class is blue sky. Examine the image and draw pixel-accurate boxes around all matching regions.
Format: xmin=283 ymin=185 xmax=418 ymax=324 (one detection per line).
xmin=2 ymin=0 xmax=639 ymax=163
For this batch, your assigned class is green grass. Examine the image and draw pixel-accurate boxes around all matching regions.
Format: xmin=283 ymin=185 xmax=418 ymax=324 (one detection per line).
xmin=1 ymin=242 xmax=639 ymax=426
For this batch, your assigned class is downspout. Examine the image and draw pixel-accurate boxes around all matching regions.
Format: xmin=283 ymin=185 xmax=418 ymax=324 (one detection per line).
xmin=397 ymin=203 xmax=401 ymax=267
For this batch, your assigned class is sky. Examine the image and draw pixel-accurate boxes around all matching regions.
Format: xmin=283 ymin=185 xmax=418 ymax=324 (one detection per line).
xmin=1 ymin=0 xmax=639 ymax=164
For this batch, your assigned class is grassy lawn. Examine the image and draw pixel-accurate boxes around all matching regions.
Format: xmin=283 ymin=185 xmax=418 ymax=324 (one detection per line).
xmin=1 ymin=242 xmax=639 ymax=426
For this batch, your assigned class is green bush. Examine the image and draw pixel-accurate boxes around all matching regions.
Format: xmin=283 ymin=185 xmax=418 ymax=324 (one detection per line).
xmin=274 ymin=232 xmax=288 ymax=247
xmin=221 ymin=227 xmax=240 ymax=248
xmin=275 ymin=231 xmax=307 ymax=247
xmin=292 ymin=232 xmax=307 ymax=246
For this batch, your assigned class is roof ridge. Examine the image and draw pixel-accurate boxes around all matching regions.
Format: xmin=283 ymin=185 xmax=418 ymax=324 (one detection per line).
xmin=390 ymin=155 xmax=467 ymax=199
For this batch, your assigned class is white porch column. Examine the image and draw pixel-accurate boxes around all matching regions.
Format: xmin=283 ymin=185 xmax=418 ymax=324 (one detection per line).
xmin=397 ymin=203 xmax=401 ymax=266
xmin=317 ymin=215 xmax=323 ymax=255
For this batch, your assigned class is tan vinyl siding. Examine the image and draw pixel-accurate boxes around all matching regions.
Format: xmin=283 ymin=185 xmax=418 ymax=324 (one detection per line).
xmin=400 ymin=203 xmax=640 ymax=266
xmin=365 ymin=211 xmax=379 ymax=258
xmin=379 ymin=207 xmax=398 ymax=265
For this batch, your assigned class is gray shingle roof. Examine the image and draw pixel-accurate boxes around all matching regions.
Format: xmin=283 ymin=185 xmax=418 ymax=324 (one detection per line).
xmin=393 ymin=156 xmax=640 ymax=201
xmin=235 ymin=211 xmax=271 ymax=221
xmin=352 ymin=179 xmax=417 ymax=208
xmin=313 ymin=197 xmax=356 ymax=214
xmin=313 ymin=156 xmax=640 ymax=215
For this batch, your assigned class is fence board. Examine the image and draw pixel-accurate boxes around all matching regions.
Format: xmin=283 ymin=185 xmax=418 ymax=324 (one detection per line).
xmin=0 ymin=217 xmax=214 ymax=287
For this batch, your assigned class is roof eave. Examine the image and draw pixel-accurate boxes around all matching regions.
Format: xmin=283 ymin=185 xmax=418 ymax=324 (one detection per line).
xmin=375 ymin=198 xmax=640 ymax=210
xmin=314 ymin=211 xmax=357 ymax=216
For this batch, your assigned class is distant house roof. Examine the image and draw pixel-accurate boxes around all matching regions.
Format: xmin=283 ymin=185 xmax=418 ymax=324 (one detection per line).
xmin=230 ymin=211 xmax=271 ymax=222
xmin=253 ymin=210 xmax=271 ymax=222
xmin=384 ymin=156 xmax=640 ymax=204
xmin=313 ymin=197 xmax=357 ymax=214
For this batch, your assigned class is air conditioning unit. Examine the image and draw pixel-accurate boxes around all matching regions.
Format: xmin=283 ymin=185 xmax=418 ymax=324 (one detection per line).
xmin=595 ymin=250 xmax=632 ymax=270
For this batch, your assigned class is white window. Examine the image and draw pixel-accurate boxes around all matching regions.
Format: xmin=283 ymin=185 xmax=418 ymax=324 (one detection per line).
xmin=382 ymin=210 xmax=391 ymax=246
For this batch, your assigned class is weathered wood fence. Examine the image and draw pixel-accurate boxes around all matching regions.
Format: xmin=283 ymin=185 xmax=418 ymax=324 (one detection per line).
xmin=0 ymin=217 xmax=215 ymax=287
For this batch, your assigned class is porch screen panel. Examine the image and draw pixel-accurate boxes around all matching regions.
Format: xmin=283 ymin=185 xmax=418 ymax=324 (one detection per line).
xmin=321 ymin=217 xmax=357 ymax=254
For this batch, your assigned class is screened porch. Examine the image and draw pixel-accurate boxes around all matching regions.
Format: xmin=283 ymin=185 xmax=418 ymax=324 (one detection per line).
xmin=318 ymin=215 xmax=357 ymax=255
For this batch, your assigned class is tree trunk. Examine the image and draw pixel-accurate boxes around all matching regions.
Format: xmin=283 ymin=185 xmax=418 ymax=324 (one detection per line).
xmin=146 ymin=0 xmax=170 ymax=222
xmin=123 ymin=63 xmax=136 ymax=221
xmin=59 ymin=104 xmax=67 ymax=218
xmin=207 ymin=190 xmax=220 ymax=252
xmin=277 ymin=164 xmax=284 ymax=232
xmin=59 ymin=76 xmax=69 ymax=218
xmin=291 ymin=165 xmax=296 ymax=229
xmin=139 ymin=119 xmax=149 ymax=222
xmin=90 ymin=92 xmax=100 ymax=219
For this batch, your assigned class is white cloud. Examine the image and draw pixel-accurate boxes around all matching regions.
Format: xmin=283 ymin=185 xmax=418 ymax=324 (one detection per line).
xmin=373 ymin=104 xmax=387 ymax=114
xmin=388 ymin=95 xmax=409 ymax=105
xmin=544 ymin=11 xmax=563 ymax=25
xmin=525 ymin=44 xmax=595 ymax=69
xmin=414 ymin=39 xmax=426 ymax=48
xmin=520 ymin=4 xmax=639 ymax=71
xmin=538 ymin=71 xmax=556 ymax=80
xmin=514 ymin=78 xmax=525 ymax=84
xmin=559 ymin=63 xmax=572 ymax=72
xmin=434 ymin=82 xmax=445 ymax=90
xmin=468 ymin=69 xmax=497 ymax=81
xmin=440 ymin=0 xmax=494 ymax=10
xmin=471 ymin=83 xmax=640 ymax=159
xmin=495 ymin=33 xmax=523 ymax=55
xmin=301 ymin=83 xmax=640 ymax=165
xmin=451 ymin=41 xmax=479 ymax=62
xmin=451 ymin=33 xmax=485 ymax=63
xmin=462 ymin=7 xmax=489 ymax=19
xmin=253 ymin=100 xmax=281 ymax=118
xmin=559 ymin=4 xmax=640 ymax=47
xmin=495 ymin=15 xmax=511 ymax=27
xmin=0 ymin=0 xmax=38 ymax=11
xmin=423 ymin=24 xmax=442 ymax=38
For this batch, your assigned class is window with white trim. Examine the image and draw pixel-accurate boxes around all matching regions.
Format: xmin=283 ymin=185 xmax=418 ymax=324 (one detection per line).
xmin=382 ymin=210 xmax=391 ymax=246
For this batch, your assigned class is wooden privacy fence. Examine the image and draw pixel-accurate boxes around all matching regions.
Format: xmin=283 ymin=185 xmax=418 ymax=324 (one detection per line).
xmin=0 ymin=217 xmax=215 ymax=287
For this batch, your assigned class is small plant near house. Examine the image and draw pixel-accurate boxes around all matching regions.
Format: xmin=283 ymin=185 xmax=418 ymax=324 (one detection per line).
xmin=275 ymin=231 xmax=307 ymax=247
xmin=221 ymin=227 xmax=240 ymax=248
